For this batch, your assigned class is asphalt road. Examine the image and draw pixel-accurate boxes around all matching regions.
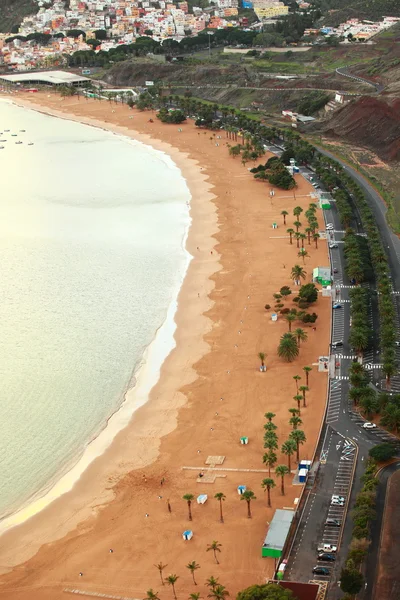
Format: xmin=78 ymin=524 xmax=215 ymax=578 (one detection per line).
xmin=335 ymin=67 xmax=384 ymax=93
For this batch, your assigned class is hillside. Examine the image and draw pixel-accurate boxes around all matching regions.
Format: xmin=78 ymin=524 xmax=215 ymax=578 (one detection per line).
xmin=321 ymin=0 xmax=400 ymax=26
xmin=316 ymin=96 xmax=400 ymax=161
xmin=0 ymin=0 xmax=37 ymax=33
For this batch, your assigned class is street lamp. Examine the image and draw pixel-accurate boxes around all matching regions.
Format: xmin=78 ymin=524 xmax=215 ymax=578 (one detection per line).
xmin=207 ymin=31 xmax=214 ymax=59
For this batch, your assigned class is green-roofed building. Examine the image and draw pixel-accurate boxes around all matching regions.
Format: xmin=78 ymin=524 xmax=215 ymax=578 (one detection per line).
xmin=313 ymin=267 xmax=331 ymax=287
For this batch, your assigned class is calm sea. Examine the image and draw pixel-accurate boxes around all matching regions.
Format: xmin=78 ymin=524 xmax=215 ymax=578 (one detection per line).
xmin=0 ymin=100 xmax=191 ymax=521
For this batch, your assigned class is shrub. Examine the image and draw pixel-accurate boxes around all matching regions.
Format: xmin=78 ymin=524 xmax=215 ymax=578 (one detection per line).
xmin=280 ymin=308 xmax=290 ymax=315
xmin=265 ymin=304 xmax=271 ymax=310
xmin=369 ymin=443 xmax=396 ymax=462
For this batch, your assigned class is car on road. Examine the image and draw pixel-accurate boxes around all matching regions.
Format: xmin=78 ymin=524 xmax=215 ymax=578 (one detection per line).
xmin=333 ymin=268 xmax=339 ymax=274
xmin=333 ymin=304 xmax=342 ymax=309
xmin=312 ymin=566 xmax=330 ymax=575
xmin=331 ymin=495 xmax=345 ymax=506
xmin=363 ymin=422 xmax=377 ymax=429
xmin=329 ymin=243 xmax=339 ymax=249
xmin=395 ymin=341 xmax=400 ymax=347
xmin=332 ymin=340 xmax=343 ymax=348
xmin=326 ymin=518 xmax=341 ymax=527
xmin=318 ymin=543 xmax=337 ymax=553
xmin=326 ymin=223 xmax=334 ymax=230
xmin=318 ymin=552 xmax=336 ymax=562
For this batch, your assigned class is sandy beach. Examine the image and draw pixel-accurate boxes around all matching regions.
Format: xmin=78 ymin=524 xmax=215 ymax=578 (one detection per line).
xmin=0 ymin=93 xmax=330 ymax=600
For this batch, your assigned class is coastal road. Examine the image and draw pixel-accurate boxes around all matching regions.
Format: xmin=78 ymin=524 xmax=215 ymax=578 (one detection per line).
xmin=335 ymin=67 xmax=384 ymax=93
xmin=360 ymin=461 xmax=400 ymax=600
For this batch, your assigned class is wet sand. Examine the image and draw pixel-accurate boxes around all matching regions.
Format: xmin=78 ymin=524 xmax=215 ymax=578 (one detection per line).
xmin=0 ymin=93 xmax=330 ymax=599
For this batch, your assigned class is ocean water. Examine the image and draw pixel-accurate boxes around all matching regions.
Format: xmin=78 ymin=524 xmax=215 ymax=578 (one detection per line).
xmin=0 ymin=100 xmax=191 ymax=522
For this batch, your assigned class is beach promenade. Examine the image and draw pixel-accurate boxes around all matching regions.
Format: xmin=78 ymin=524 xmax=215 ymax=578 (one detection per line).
xmin=0 ymin=94 xmax=330 ymax=600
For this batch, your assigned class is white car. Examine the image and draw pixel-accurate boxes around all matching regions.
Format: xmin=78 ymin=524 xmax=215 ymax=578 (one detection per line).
xmin=363 ymin=422 xmax=377 ymax=430
xmin=318 ymin=543 xmax=337 ymax=553
xmin=331 ymin=495 xmax=345 ymax=506
xmin=326 ymin=224 xmax=334 ymax=230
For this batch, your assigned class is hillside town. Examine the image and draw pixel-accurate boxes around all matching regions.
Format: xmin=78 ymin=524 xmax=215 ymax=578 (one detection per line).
xmin=0 ymin=0 xmax=399 ymax=71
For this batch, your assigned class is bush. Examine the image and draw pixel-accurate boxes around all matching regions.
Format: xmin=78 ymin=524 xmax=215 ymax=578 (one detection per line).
xmin=280 ymin=308 xmax=290 ymax=315
xmin=369 ymin=443 xmax=396 ymax=462
xmin=298 ymin=283 xmax=318 ymax=304
xmin=340 ymin=568 xmax=364 ymax=595
xmin=237 ymin=583 xmax=294 ymax=600
xmin=265 ymin=304 xmax=271 ymax=310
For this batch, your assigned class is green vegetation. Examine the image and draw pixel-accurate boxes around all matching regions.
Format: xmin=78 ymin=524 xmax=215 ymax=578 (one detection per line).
xmin=237 ymin=584 xmax=294 ymax=600
xmin=296 ymin=91 xmax=331 ymax=116
xmin=157 ymin=108 xmax=186 ymax=124
xmin=252 ymin=157 xmax=295 ymax=189
xmin=369 ymin=442 xmax=397 ymax=462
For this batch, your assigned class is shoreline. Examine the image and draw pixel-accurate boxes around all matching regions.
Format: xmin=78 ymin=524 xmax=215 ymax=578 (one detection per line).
xmin=0 ymin=99 xmax=196 ymax=531
xmin=0 ymin=93 xmax=329 ymax=599
xmin=0 ymin=94 xmax=220 ymax=569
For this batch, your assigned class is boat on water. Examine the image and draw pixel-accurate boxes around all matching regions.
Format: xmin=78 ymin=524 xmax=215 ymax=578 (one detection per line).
xmin=15 ymin=141 xmax=23 ymax=145
xmin=0 ymin=146 xmax=4 ymax=149
xmin=11 ymin=134 xmax=17 ymax=137
xmin=28 ymin=142 xmax=34 ymax=146
xmin=4 ymin=129 xmax=10 ymax=132
xmin=20 ymin=129 xmax=26 ymax=132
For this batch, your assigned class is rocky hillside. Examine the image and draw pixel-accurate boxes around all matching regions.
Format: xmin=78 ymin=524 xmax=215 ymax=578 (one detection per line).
xmin=319 ymin=96 xmax=400 ymax=161
xmin=0 ymin=0 xmax=37 ymax=33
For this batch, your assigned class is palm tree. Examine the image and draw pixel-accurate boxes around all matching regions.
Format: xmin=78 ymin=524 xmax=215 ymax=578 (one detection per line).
xmin=145 ymin=589 xmax=160 ymax=600
xmin=299 ymin=233 xmax=307 ymax=249
xmin=293 ymin=220 xmax=302 ymax=232
xmin=313 ymin=233 xmax=320 ymax=249
xmin=294 ymin=231 xmax=301 ymax=248
xmin=165 ymin=575 xmax=179 ymax=599
xmin=293 ymin=374 xmax=301 ymax=391
xmin=205 ymin=576 xmax=219 ymax=590
xmin=208 ymin=585 xmax=229 ymax=600
xmin=295 ymin=328 xmax=308 ymax=346
xmin=298 ymin=249 xmax=309 ymax=264
xmin=288 ymin=407 xmax=300 ymax=417
xmin=289 ymin=415 xmax=302 ymax=430
xmin=265 ymin=412 xmax=276 ymax=422
xmin=241 ymin=490 xmax=256 ymax=518
xmin=263 ymin=432 xmax=278 ymax=450
xmin=187 ymin=561 xmax=200 ymax=585
xmin=289 ymin=429 xmax=306 ymax=462
xmin=286 ymin=313 xmax=296 ymax=332
xmin=293 ymin=394 xmax=303 ymax=414
xmin=291 ymin=264 xmax=306 ymax=285
xmin=287 ymin=228 xmax=295 ymax=244
xmin=183 ymin=494 xmax=194 ymax=521
xmin=299 ymin=385 xmax=309 ymax=407
xmin=155 ymin=562 xmax=168 ymax=586
xmin=261 ymin=477 xmax=276 ymax=507
xmin=281 ymin=439 xmax=297 ymax=471
xmin=214 ymin=492 xmax=226 ymax=523
xmin=190 ymin=594 xmax=201 ymax=600
xmin=303 ymin=366 xmax=312 ymax=386
xmin=275 ymin=465 xmax=290 ymax=495
xmin=258 ymin=352 xmax=266 ymax=368
xmin=383 ymin=361 xmax=397 ymax=390
xmin=281 ymin=210 xmax=289 ymax=225
xmin=278 ymin=333 xmax=299 ymax=362
xmin=263 ymin=450 xmax=277 ymax=476
xmin=293 ymin=206 xmax=303 ymax=218
xmin=207 ymin=541 xmax=222 ymax=564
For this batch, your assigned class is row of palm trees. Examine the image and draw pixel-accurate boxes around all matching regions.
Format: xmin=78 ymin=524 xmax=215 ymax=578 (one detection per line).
xmin=150 ymin=568 xmax=228 ymax=600
xmin=315 ymin=154 xmax=398 ymax=389
xmin=285 ymin=204 xmax=320 ymax=254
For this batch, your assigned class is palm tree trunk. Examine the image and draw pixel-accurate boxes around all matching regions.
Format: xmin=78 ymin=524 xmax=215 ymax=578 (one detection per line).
xmin=159 ymin=570 xmax=164 ymax=585
xmin=172 ymin=584 xmax=177 ymax=599
xmin=267 ymin=488 xmax=271 ymax=507
xmin=247 ymin=501 xmax=251 ymax=518
xmin=296 ymin=443 xmax=299 ymax=462
xmin=289 ymin=234 xmax=292 ymax=244
xmin=281 ymin=477 xmax=284 ymax=495
xmin=192 ymin=573 xmax=197 ymax=585
xmin=213 ymin=549 xmax=219 ymax=564
xmin=188 ymin=502 xmax=192 ymax=521
xmin=287 ymin=454 xmax=291 ymax=471
xmin=219 ymin=500 xmax=224 ymax=523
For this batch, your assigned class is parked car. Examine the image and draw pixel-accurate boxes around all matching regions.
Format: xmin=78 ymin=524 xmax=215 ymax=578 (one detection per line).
xmin=333 ymin=268 xmax=339 ymax=274
xmin=331 ymin=494 xmax=345 ymax=506
xmin=363 ymin=422 xmax=377 ymax=429
xmin=318 ymin=553 xmax=336 ymax=562
xmin=326 ymin=518 xmax=341 ymax=527
xmin=333 ymin=304 xmax=342 ymax=309
xmin=318 ymin=543 xmax=337 ymax=553
xmin=329 ymin=243 xmax=339 ymax=249
xmin=326 ymin=223 xmax=334 ymax=230
xmin=312 ymin=566 xmax=330 ymax=575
